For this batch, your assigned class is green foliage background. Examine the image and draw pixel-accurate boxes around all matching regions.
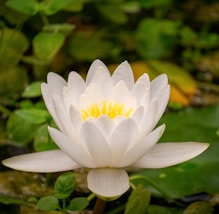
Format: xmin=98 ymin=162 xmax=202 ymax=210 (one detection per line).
xmin=0 ymin=0 xmax=219 ymax=213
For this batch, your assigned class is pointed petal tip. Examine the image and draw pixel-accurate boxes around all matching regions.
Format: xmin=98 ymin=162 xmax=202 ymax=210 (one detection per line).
xmin=133 ymin=142 xmax=210 ymax=169
xmin=47 ymin=72 xmax=59 ymax=82
xmin=2 ymin=150 xmax=80 ymax=173
xmin=195 ymin=142 xmax=210 ymax=152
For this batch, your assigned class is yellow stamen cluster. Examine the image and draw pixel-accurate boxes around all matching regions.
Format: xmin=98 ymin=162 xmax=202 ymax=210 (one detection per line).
xmin=81 ymin=100 xmax=133 ymax=121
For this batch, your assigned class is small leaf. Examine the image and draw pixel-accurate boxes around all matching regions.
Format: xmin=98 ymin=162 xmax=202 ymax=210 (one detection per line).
xmin=67 ymin=197 xmax=89 ymax=211
xmin=15 ymin=108 xmax=50 ymax=124
xmin=125 ymin=186 xmax=151 ymax=214
xmin=6 ymin=0 xmax=39 ymax=15
xmin=34 ymin=124 xmax=59 ymax=152
xmin=43 ymin=23 xmax=75 ymax=35
xmin=0 ymin=195 xmax=25 ymax=205
xmin=136 ymin=18 xmax=180 ymax=59
xmin=54 ymin=172 xmax=76 ymax=199
xmin=96 ymin=0 xmax=127 ymax=24
xmin=43 ymin=0 xmax=73 ymax=15
xmin=183 ymin=201 xmax=213 ymax=214
xmin=63 ymin=0 xmax=85 ymax=12
xmin=0 ymin=28 xmax=29 ymax=66
xmin=37 ymin=196 xmax=59 ymax=211
xmin=7 ymin=112 xmax=39 ymax=145
xmin=33 ymin=32 xmax=65 ymax=61
xmin=0 ymin=66 xmax=28 ymax=103
xmin=22 ymin=81 xmax=42 ymax=98
xmin=67 ymin=31 xmax=112 ymax=61
xmin=140 ymin=0 xmax=172 ymax=8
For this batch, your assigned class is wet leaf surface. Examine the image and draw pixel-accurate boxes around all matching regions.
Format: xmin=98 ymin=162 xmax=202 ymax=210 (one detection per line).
xmin=133 ymin=104 xmax=219 ymax=198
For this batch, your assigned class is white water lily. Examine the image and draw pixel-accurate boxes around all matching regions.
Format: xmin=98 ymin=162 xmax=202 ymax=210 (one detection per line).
xmin=3 ymin=60 xmax=209 ymax=199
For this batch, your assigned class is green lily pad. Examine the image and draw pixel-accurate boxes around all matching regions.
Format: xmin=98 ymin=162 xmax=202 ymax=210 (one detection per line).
xmin=132 ymin=104 xmax=219 ymax=199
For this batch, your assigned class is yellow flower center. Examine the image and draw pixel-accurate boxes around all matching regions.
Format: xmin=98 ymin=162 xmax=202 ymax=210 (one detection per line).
xmin=81 ymin=100 xmax=133 ymax=121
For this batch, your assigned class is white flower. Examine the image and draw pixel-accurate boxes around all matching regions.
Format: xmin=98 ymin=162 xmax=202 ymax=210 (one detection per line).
xmin=3 ymin=60 xmax=209 ymax=199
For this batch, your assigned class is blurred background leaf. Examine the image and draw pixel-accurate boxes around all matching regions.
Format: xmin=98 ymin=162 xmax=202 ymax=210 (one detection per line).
xmin=0 ymin=0 xmax=219 ymax=213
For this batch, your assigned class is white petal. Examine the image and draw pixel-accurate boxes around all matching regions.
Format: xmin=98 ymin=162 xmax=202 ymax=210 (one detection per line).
xmin=48 ymin=127 xmax=97 ymax=168
xmin=41 ymin=84 xmax=62 ymax=129
xmin=132 ymin=73 xmax=150 ymax=106
xmin=109 ymin=81 xmax=137 ymax=109
xmin=70 ymin=106 xmax=82 ymax=133
xmin=150 ymin=74 xmax=168 ymax=99
xmin=133 ymin=142 xmax=209 ymax=168
xmin=2 ymin=150 xmax=80 ymax=173
xmin=64 ymin=71 xmax=86 ymax=108
xmin=87 ymin=67 xmax=113 ymax=98
xmin=47 ymin=72 xmax=67 ymax=96
xmin=95 ymin=116 xmax=115 ymax=138
xmin=118 ymin=124 xmax=165 ymax=167
xmin=110 ymin=81 xmax=130 ymax=102
xmin=81 ymin=83 xmax=104 ymax=106
xmin=112 ymin=61 xmax=134 ymax=90
xmin=68 ymin=71 xmax=86 ymax=93
xmin=79 ymin=93 xmax=92 ymax=110
xmin=138 ymin=99 xmax=158 ymax=137
xmin=154 ymin=85 xmax=170 ymax=124
xmin=80 ymin=121 xmax=113 ymax=167
xmin=87 ymin=168 xmax=130 ymax=198
xmin=109 ymin=118 xmax=138 ymax=165
xmin=86 ymin=59 xmax=110 ymax=85
xmin=52 ymin=95 xmax=77 ymax=139
xmin=131 ymin=106 xmax=144 ymax=126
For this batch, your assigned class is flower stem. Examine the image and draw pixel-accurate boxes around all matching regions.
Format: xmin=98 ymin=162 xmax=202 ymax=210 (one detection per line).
xmin=93 ymin=198 xmax=106 ymax=214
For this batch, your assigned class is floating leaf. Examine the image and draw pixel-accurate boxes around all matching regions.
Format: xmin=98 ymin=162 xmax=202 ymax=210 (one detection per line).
xmin=125 ymin=186 xmax=151 ymax=214
xmin=132 ymin=104 xmax=219 ymax=199
xmin=148 ymin=205 xmax=183 ymax=214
